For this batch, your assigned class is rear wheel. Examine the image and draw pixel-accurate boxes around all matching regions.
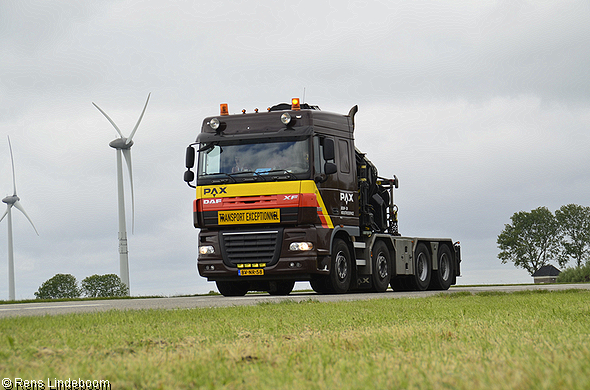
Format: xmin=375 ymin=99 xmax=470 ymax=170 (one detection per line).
xmin=390 ymin=276 xmax=411 ymax=292
xmin=371 ymin=241 xmax=391 ymax=292
xmin=216 ymin=281 xmax=249 ymax=297
xmin=429 ymin=244 xmax=454 ymax=290
xmin=328 ymin=239 xmax=352 ymax=293
xmin=268 ymin=281 xmax=295 ymax=296
xmin=407 ymin=243 xmax=431 ymax=291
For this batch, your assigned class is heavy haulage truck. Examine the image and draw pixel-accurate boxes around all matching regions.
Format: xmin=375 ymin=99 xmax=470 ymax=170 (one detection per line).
xmin=184 ymin=98 xmax=461 ymax=296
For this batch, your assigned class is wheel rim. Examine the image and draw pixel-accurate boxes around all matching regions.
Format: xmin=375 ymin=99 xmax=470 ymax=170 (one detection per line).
xmin=440 ymin=253 xmax=450 ymax=281
xmin=377 ymin=253 xmax=388 ymax=279
xmin=336 ymin=251 xmax=348 ymax=281
xmin=417 ymin=253 xmax=428 ymax=282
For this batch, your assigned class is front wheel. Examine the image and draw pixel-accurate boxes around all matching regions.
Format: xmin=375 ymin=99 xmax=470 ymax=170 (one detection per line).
xmin=216 ymin=281 xmax=249 ymax=297
xmin=328 ymin=239 xmax=352 ymax=293
xmin=310 ymin=277 xmax=330 ymax=294
xmin=268 ymin=281 xmax=295 ymax=296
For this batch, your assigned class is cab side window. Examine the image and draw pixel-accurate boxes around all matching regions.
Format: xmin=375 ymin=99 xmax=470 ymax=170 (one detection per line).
xmin=314 ymin=136 xmax=335 ymax=175
xmin=338 ymin=139 xmax=350 ymax=174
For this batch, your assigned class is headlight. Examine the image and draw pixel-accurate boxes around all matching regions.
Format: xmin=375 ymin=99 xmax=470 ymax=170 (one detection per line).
xmin=289 ymin=242 xmax=314 ymax=251
xmin=199 ymin=245 xmax=215 ymax=255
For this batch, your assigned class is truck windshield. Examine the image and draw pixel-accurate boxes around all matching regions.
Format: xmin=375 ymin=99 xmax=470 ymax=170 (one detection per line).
xmin=197 ymin=139 xmax=310 ymax=181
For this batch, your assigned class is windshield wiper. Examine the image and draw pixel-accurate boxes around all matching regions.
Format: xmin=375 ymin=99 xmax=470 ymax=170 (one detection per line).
xmin=265 ymin=169 xmax=297 ymax=180
xmin=198 ymin=143 xmax=216 ymax=153
xmin=203 ymin=172 xmax=236 ymax=183
xmin=227 ymin=171 xmax=267 ymax=181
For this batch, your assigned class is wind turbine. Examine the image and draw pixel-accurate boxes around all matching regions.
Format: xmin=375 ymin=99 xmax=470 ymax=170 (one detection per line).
xmin=92 ymin=93 xmax=150 ymax=294
xmin=1 ymin=136 xmax=39 ymax=301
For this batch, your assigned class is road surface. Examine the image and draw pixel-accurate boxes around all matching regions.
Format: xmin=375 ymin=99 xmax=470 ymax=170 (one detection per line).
xmin=1 ymin=283 xmax=589 ymax=318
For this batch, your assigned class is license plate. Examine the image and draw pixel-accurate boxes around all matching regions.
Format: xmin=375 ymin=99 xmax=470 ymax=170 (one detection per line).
xmin=239 ymin=269 xmax=264 ymax=276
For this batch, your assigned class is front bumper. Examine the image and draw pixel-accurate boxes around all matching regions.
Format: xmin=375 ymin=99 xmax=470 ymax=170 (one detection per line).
xmin=197 ymin=226 xmax=329 ymax=282
xmin=198 ymin=254 xmax=327 ymax=282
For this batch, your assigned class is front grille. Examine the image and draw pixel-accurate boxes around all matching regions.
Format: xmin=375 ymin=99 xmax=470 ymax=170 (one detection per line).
xmin=220 ymin=230 xmax=282 ymax=267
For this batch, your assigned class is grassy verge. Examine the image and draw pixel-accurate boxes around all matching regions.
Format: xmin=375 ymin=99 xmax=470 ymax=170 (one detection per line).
xmin=1 ymin=290 xmax=589 ymax=390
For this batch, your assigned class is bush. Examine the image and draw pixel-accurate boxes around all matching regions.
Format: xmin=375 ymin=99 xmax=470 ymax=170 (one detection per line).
xmin=35 ymin=274 xmax=80 ymax=299
xmin=81 ymin=274 xmax=129 ymax=298
xmin=556 ymin=263 xmax=590 ymax=283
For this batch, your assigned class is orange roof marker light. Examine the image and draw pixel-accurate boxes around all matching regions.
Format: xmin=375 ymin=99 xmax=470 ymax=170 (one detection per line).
xmin=291 ymin=98 xmax=301 ymax=111
xmin=220 ymin=103 xmax=229 ymax=116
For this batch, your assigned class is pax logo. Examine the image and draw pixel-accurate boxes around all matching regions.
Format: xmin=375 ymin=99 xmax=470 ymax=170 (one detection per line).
xmin=284 ymin=195 xmax=299 ymax=201
xmin=203 ymin=187 xmax=227 ymax=197
xmin=203 ymin=198 xmax=222 ymax=205
xmin=340 ymin=192 xmax=354 ymax=203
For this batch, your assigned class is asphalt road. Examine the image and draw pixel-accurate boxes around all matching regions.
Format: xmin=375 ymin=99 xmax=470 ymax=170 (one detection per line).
xmin=1 ymin=283 xmax=589 ymax=319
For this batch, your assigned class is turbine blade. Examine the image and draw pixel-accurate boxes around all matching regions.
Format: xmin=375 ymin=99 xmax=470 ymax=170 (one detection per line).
xmin=0 ymin=205 xmax=10 ymax=223
xmin=122 ymin=148 xmax=135 ymax=234
xmin=92 ymin=102 xmax=125 ymax=139
xmin=7 ymin=136 xmax=17 ymax=196
xmin=127 ymin=92 xmax=150 ymax=144
xmin=13 ymin=200 xmax=39 ymax=236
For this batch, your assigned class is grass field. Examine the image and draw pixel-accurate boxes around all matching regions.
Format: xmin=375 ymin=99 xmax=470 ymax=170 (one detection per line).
xmin=1 ymin=289 xmax=589 ymax=390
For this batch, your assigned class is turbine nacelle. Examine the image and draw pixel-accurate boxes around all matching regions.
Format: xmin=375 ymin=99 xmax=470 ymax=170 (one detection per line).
xmin=2 ymin=195 xmax=19 ymax=205
xmin=109 ymin=138 xmax=134 ymax=149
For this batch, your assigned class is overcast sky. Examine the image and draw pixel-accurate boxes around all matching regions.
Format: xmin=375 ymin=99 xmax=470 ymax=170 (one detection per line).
xmin=1 ymin=0 xmax=589 ymax=299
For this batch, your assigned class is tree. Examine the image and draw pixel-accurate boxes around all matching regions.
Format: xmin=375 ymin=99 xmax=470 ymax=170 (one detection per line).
xmin=497 ymin=206 xmax=562 ymax=275
xmin=35 ymin=274 xmax=80 ymax=299
xmin=556 ymin=263 xmax=590 ymax=283
xmin=81 ymin=274 xmax=129 ymax=298
xmin=555 ymin=204 xmax=590 ymax=268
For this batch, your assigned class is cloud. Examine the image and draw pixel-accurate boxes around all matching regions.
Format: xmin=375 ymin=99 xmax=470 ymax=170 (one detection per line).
xmin=1 ymin=0 xmax=589 ymax=298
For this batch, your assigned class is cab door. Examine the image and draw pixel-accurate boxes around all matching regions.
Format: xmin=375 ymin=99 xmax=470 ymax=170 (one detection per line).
xmin=335 ymin=138 xmax=358 ymax=227
xmin=313 ymin=136 xmax=358 ymax=228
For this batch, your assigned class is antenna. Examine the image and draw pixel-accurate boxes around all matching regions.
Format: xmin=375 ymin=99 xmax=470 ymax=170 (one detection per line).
xmin=302 ymin=87 xmax=306 ymax=104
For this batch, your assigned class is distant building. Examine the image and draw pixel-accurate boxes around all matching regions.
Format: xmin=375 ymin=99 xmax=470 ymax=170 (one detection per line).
xmin=532 ymin=265 xmax=561 ymax=284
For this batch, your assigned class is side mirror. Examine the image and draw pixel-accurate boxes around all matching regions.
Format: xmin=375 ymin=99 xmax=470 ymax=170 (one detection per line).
xmin=324 ymin=162 xmax=337 ymax=175
xmin=185 ymin=146 xmax=196 ymax=188
xmin=314 ymin=173 xmax=327 ymax=183
xmin=184 ymin=170 xmax=195 ymax=183
xmin=185 ymin=146 xmax=195 ymax=169
xmin=323 ymin=138 xmax=335 ymax=161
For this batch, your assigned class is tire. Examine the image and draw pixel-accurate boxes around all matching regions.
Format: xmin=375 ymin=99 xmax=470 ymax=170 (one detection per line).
xmin=429 ymin=244 xmax=454 ymax=290
xmin=371 ymin=241 xmax=391 ymax=292
xmin=407 ymin=243 xmax=431 ymax=291
xmin=328 ymin=238 xmax=352 ymax=293
xmin=268 ymin=281 xmax=295 ymax=296
xmin=310 ymin=277 xmax=331 ymax=294
xmin=216 ymin=281 xmax=249 ymax=297
xmin=390 ymin=276 xmax=411 ymax=292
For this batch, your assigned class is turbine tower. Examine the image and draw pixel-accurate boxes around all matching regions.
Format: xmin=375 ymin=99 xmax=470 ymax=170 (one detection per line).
xmin=0 ymin=136 xmax=39 ymax=301
xmin=92 ymin=93 xmax=150 ymax=294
